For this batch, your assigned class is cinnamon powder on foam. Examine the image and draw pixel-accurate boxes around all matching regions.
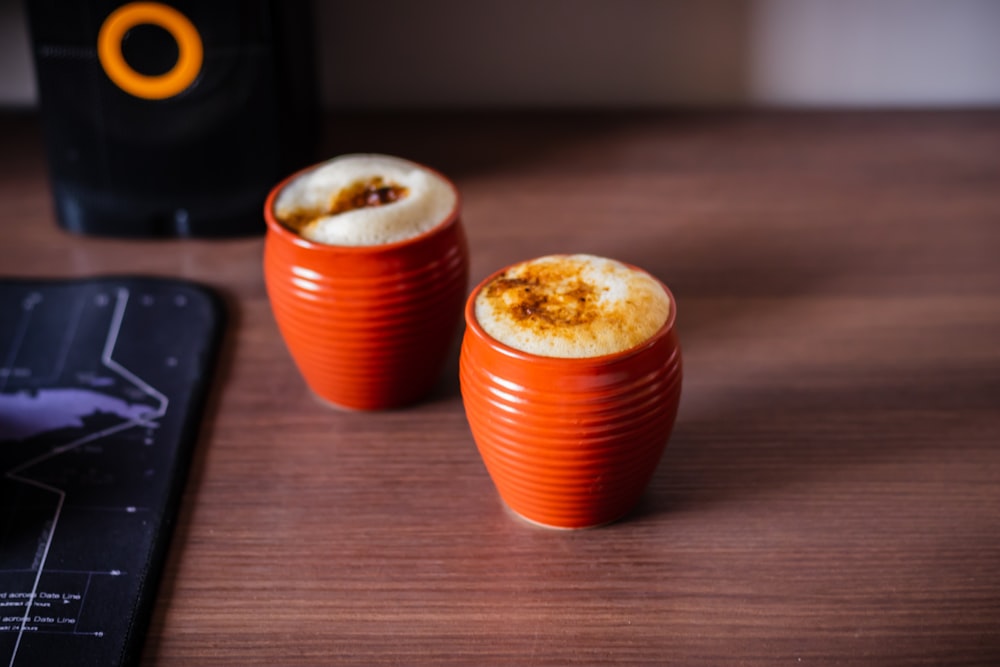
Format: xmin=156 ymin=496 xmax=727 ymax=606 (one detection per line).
xmin=274 ymin=154 xmax=455 ymax=247
xmin=474 ymin=254 xmax=670 ymax=358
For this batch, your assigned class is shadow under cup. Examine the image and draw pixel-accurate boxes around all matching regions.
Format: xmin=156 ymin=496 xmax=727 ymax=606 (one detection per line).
xmin=459 ymin=268 xmax=683 ymax=529
xmin=263 ymin=167 xmax=469 ymax=410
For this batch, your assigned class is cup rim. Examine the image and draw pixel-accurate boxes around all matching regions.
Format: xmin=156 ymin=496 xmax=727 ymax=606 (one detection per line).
xmin=464 ymin=256 xmax=678 ymax=365
xmin=263 ymin=155 xmax=462 ymax=253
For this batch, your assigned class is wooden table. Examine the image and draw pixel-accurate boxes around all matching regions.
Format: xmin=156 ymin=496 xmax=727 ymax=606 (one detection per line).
xmin=2 ymin=111 xmax=999 ymax=666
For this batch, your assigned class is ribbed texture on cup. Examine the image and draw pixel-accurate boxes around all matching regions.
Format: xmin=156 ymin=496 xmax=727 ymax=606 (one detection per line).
xmin=264 ymin=185 xmax=468 ymax=410
xmin=460 ymin=276 xmax=682 ymax=529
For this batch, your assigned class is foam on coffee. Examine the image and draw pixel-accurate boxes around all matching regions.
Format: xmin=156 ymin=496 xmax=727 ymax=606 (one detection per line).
xmin=474 ymin=254 xmax=671 ymax=358
xmin=273 ymin=154 xmax=456 ymax=246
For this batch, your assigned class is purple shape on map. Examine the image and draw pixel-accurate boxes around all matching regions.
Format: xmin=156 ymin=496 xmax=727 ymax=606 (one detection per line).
xmin=0 ymin=388 xmax=156 ymax=441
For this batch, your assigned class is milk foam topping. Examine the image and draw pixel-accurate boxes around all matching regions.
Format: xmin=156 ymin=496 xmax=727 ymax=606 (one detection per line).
xmin=273 ymin=154 xmax=456 ymax=246
xmin=474 ymin=254 xmax=670 ymax=358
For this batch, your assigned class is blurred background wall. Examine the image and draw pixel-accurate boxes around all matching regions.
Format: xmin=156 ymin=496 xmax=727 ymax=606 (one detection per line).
xmin=2 ymin=0 xmax=999 ymax=109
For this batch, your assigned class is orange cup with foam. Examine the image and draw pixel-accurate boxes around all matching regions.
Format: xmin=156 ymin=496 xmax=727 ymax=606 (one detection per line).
xmin=264 ymin=154 xmax=468 ymax=410
xmin=460 ymin=254 xmax=682 ymax=528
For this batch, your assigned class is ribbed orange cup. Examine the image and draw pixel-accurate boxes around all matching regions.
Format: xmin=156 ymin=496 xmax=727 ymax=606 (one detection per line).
xmin=263 ymin=163 xmax=468 ymax=410
xmin=459 ymin=263 xmax=682 ymax=529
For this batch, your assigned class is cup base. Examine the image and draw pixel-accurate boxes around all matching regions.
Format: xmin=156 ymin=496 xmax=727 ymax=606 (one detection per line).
xmin=309 ymin=388 xmax=429 ymax=413
xmin=500 ymin=499 xmax=626 ymax=531
xmin=309 ymin=389 xmax=370 ymax=413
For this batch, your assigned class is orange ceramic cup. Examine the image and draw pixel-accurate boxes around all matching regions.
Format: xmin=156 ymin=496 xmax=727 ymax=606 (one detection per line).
xmin=263 ymin=161 xmax=468 ymax=410
xmin=459 ymin=259 xmax=682 ymax=528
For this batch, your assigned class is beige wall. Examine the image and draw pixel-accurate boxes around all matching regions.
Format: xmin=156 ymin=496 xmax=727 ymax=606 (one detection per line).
xmin=3 ymin=0 xmax=999 ymax=109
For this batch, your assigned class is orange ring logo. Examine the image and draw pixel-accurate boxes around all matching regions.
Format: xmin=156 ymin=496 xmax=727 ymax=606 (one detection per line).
xmin=97 ymin=2 xmax=203 ymax=100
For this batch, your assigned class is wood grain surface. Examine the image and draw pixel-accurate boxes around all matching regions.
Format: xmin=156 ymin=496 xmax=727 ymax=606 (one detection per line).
xmin=1 ymin=110 xmax=998 ymax=666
